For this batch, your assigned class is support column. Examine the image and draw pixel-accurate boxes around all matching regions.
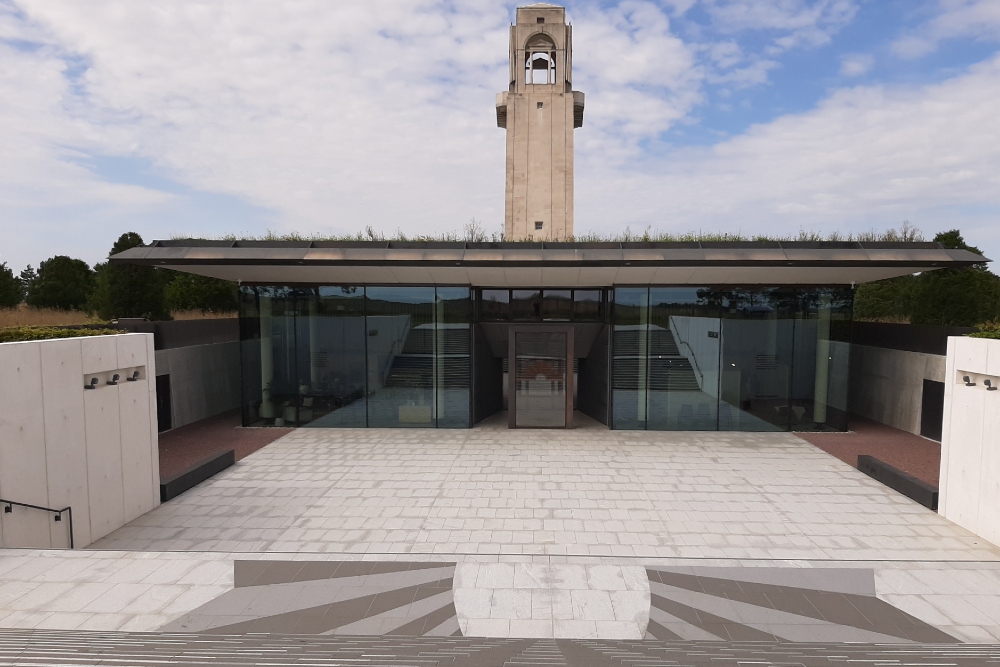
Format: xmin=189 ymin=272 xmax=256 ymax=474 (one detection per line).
xmin=813 ymin=296 xmax=832 ymax=426
xmin=259 ymin=295 xmax=275 ymax=420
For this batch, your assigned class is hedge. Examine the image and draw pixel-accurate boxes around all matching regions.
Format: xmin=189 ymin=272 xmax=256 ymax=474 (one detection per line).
xmin=0 ymin=326 xmax=122 ymax=343
xmin=969 ymin=321 xmax=1000 ymax=340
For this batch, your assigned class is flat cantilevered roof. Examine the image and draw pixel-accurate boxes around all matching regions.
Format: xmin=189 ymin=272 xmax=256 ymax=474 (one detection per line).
xmin=109 ymin=239 xmax=989 ymax=287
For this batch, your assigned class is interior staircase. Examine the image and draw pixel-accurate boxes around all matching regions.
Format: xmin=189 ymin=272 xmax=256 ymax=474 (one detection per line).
xmin=613 ymin=328 xmax=700 ymax=391
xmin=384 ymin=327 xmax=470 ymax=389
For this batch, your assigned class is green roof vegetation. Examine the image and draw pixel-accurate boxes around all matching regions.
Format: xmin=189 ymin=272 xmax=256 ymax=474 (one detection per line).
xmin=171 ymin=222 xmax=927 ymax=244
xmin=970 ymin=321 xmax=1000 ymax=340
xmin=0 ymin=326 xmax=122 ymax=343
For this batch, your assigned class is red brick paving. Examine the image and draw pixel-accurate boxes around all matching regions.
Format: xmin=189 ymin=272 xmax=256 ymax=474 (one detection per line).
xmin=158 ymin=410 xmax=293 ymax=480
xmin=796 ymin=416 xmax=941 ymax=487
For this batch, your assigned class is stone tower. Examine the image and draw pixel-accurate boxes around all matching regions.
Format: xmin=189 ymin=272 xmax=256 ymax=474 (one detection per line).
xmin=497 ymin=4 xmax=584 ymax=241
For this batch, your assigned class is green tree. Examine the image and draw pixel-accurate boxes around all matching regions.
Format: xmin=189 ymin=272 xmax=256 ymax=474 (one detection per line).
xmin=90 ymin=232 xmax=170 ymax=320
xmin=164 ymin=273 xmax=238 ymax=313
xmin=909 ymin=230 xmax=1000 ymax=326
xmin=19 ymin=265 xmax=36 ymax=299
xmin=0 ymin=262 xmax=21 ymax=308
xmin=27 ymin=256 xmax=94 ymax=310
xmin=853 ymin=275 xmax=915 ymax=322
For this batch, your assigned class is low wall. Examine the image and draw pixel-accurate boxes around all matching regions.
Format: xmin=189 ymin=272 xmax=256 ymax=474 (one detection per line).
xmin=155 ymin=341 xmax=240 ymax=429
xmin=939 ymin=336 xmax=1000 ymax=546
xmin=0 ymin=333 xmax=159 ymax=549
xmin=849 ymin=344 xmax=945 ymax=434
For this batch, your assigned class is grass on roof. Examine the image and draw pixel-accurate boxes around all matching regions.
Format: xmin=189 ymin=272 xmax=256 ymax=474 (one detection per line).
xmin=170 ymin=222 xmax=926 ymax=244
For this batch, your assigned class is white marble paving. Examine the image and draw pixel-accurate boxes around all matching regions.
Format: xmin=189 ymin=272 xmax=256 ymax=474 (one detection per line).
xmin=454 ymin=563 xmax=649 ymax=638
xmin=89 ymin=423 xmax=1000 ymax=561
xmin=2 ymin=422 xmax=1000 ymax=641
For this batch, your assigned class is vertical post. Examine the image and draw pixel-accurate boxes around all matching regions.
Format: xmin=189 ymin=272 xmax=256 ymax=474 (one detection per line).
xmin=813 ymin=295 xmax=832 ymax=425
xmin=637 ymin=291 xmax=649 ymax=425
xmin=260 ymin=294 xmax=275 ymax=419
xmin=435 ymin=289 xmax=445 ymax=425
xmin=309 ymin=294 xmax=320 ymax=388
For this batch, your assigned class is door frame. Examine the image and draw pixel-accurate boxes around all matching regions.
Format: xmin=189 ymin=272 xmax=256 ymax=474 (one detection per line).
xmin=507 ymin=324 xmax=574 ymax=429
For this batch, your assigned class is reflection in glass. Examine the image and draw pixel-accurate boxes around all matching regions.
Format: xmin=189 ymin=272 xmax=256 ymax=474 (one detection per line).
xmin=480 ymin=290 xmax=510 ymax=321
xmin=612 ymin=287 xmax=649 ymax=429
xmin=609 ymin=286 xmax=853 ymax=432
xmin=365 ymin=287 xmax=436 ymax=427
xmin=514 ymin=331 xmax=567 ymax=427
xmin=574 ymin=290 xmax=602 ymax=321
xmin=436 ymin=287 xmax=471 ymax=428
xmin=511 ymin=290 xmax=542 ymax=320
xmin=305 ymin=286 xmax=367 ymax=427
xmin=795 ymin=289 xmax=852 ymax=431
xmin=718 ymin=288 xmax=795 ymax=431
xmin=542 ymin=290 xmax=573 ymax=321
xmin=240 ymin=285 xmax=471 ymax=428
xmin=647 ymin=288 xmax=720 ymax=430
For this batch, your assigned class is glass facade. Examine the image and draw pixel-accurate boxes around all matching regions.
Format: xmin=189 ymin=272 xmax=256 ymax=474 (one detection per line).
xmin=240 ymin=284 xmax=850 ymax=431
xmin=475 ymin=289 xmax=606 ymax=323
xmin=240 ymin=285 xmax=470 ymax=428
xmin=612 ymin=286 xmax=852 ymax=432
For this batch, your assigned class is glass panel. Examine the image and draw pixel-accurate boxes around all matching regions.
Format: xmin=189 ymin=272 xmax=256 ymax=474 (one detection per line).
xmin=511 ymin=290 xmax=542 ymax=320
xmin=239 ymin=285 xmax=263 ymax=426
xmin=792 ymin=287 xmax=852 ymax=431
xmin=436 ymin=287 xmax=471 ymax=428
xmin=574 ymin=290 xmax=602 ymax=321
xmin=479 ymin=289 xmax=510 ymax=322
xmin=300 ymin=286 xmax=367 ymax=427
xmin=365 ymin=287 xmax=436 ymax=427
xmin=542 ymin=290 xmax=573 ymax=321
xmin=612 ymin=287 xmax=649 ymax=429
xmin=719 ymin=288 xmax=795 ymax=431
xmin=514 ymin=331 xmax=567 ymax=427
xmin=647 ymin=288 xmax=721 ymax=430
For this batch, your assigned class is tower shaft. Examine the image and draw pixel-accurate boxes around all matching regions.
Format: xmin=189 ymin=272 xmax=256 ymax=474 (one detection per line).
xmin=497 ymin=4 xmax=584 ymax=241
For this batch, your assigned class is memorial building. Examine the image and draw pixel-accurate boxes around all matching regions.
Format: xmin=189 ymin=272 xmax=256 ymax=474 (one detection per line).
xmin=110 ymin=4 xmax=987 ymax=432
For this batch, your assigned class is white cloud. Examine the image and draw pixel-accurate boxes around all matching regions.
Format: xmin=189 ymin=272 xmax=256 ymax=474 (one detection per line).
xmin=892 ymin=0 xmax=1000 ymax=59
xmin=1 ymin=0 xmax=709 ymax=270
xmin=575 ymin=52 xmax=1000 ymax=261
xmin=839 ymin=53 xmax=873 ymax=77
xmin=2 ymin=0 xmax=999 ymax=273
xmin=701 ymin=0 xmax=858 ymax=50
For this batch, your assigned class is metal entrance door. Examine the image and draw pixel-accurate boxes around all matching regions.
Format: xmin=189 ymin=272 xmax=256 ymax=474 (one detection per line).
xmin=508 ymin=326 xmax=574 ymax=428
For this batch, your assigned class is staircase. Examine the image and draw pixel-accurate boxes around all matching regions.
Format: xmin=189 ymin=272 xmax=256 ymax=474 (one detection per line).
xmin=384 ymin=327 xmax=470 ymax=389
xmin=0 ymin=629 xmax=996 ymax=667
xmin=613 ymin=328 xmax=700 ymax=391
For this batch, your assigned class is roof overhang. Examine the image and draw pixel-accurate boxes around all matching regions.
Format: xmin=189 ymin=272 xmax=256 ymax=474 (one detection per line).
xmin=109 ymin=240 xmax=990 ymax=287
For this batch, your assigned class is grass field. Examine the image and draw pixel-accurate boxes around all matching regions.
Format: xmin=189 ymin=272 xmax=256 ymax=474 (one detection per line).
xmin=0 ymin=304 xmax=236 ymax=328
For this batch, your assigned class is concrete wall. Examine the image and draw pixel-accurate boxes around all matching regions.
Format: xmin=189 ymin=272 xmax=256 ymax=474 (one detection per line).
xmin=669 ymin=316 xmax=721 ymax=397
xmin=0 ymin=333 xmax=159 ymax=549
xmin=849 ymin=344 xmax=945 ymax=434
xmin=155 ymin=341 xmax=240 ymax=430
xmin=939 ymin=336 xmax=1000 ymax=547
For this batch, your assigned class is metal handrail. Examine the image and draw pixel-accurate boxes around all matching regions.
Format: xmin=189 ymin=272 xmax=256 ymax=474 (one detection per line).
xmin=0 ymin=498 xmax=73 ymax=549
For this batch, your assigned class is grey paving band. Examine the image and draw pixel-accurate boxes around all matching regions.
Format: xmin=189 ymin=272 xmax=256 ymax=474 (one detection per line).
xmin=164 ymin=561 xmax=460 ymax=637
xmin=646 ymin=566 xmax=957 ymax=644
xmin=1 ymin=629 xmax=999 ymax=666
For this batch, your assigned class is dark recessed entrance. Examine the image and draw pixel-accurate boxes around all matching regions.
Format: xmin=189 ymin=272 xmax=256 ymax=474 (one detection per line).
xmin=508 ymin=326 xmax=574 ymax=428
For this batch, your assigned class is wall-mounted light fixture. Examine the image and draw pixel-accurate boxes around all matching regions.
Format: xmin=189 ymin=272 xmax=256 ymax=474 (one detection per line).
xmin=964 ymin=375 xmax=976 ymax=386
xmin=106 ymin=374 xmax=120 ymax=386
xmin=54 ymin=512 xmax=61 ymax=522
xmin=84 ymin=377 xmax=98 ymax=390
xmin=986 ymin=379 xmax=997 ymax=392
xmin=3 ymin=504 xmax=11 ymax=514
xmin=126 ymin=370 xmax=140 ymax=382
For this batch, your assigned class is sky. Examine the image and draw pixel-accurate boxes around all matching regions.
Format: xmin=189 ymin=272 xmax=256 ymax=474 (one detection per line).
xmin=2 ymin=0 xmax=1000 ymax=273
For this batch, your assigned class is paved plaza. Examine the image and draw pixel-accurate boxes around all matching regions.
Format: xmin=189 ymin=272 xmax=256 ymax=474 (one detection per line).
xmin=3 ymin=415 xmax=1000 ymax=650
xmin=93 ymin=414 xmax=998 ymax=561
